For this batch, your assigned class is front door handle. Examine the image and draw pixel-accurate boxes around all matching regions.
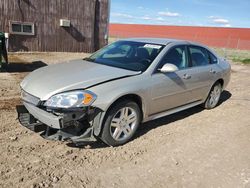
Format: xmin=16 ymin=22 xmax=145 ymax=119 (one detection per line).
xmin=183 ymin=74 xmax=191 ymax=80
xmin=210 ymin=69 xmax=217 ymax=74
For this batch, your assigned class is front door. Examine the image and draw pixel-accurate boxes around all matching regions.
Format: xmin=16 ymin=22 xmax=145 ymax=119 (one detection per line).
xmin=149 ymin=45 xmax=196 ymax=115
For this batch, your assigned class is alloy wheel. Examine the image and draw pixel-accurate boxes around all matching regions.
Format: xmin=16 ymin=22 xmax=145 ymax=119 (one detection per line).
xmin=208 ymin=85 xmax=221 ymax=108
xmin=110 ymin=107 xmax=138 ymax=141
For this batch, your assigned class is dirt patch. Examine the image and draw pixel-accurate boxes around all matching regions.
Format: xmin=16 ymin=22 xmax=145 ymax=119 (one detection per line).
xmin=0 ymin=53 xmax=249 ymax=188
xmin=0 ymin=97 xmax=21 ymax=110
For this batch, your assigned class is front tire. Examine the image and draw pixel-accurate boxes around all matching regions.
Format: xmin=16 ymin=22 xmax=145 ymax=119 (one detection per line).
xmin=203 ymin=82 xmax=222 ymax=109
xmin=100 ymin=100 xmax=141 ymax=146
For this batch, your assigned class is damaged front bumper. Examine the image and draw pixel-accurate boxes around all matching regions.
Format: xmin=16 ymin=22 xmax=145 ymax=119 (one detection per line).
xmin=16 ymin=102 xmax=98 ymax=144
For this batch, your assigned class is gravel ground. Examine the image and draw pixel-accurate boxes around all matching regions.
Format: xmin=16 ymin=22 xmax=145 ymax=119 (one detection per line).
xmin=0 ymin=53 xmax=249 ymax=188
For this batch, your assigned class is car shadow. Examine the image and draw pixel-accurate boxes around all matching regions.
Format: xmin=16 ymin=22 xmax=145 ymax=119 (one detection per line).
xmin=3 ymin=61 xmax=47 ymax=73
xmin=135 ymin=106 xmax=204 ymax=140
xmin=135 ymin=90 xmax=232 ymax=140
xmin=66 ymin=139 xmax=107 ymax=149
xmin=217 ymin=90 xmax=232 ymax=106
xmin=67 ymin=90 xmax=232 ymax=149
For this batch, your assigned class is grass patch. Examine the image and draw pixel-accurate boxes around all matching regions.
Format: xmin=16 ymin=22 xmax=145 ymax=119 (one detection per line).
xmin=242 ymin=59 xmax=250 ymax=64
xmin=232 ymin=58 xmax=250 ymax=64
xmin=212 ymin=48 xmax=250 ymax=60
xmin=204 ymin=48 xmax=250 ymax=64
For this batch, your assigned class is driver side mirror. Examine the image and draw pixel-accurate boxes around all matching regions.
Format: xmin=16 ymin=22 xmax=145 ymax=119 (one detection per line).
xmin=159 ymin=63 xmax=179 ymax=73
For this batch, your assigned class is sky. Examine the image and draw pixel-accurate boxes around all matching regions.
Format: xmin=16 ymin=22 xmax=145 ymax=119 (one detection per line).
xmin=110 ymin=0 xmax=250 ymax=28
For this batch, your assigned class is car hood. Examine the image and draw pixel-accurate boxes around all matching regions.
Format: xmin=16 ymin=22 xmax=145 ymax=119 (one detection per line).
xmin=21 ymin=59 xmax=140 ymax=100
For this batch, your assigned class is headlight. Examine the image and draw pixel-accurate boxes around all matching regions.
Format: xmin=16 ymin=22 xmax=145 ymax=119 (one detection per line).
xmin=44 ymin=90 xmax=97 ymax=108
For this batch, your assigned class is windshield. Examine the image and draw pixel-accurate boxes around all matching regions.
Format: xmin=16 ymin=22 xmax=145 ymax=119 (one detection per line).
xmin=85 ymin=41 xmax=165 ymax=72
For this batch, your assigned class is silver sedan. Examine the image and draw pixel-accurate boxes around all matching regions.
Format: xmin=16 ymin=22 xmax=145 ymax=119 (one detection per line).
xmin=18 ymin=38 xmax=231 ymax=146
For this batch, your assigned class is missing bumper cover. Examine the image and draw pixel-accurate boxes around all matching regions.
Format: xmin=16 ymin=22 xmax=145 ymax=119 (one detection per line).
xmin=16 ymin=105 xmax=47 ymax=132
xmin=16 ymin=105 xmax=97 ymax=144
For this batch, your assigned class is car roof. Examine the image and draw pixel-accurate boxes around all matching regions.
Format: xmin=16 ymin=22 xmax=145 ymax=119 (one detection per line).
xmin=121 ymin=37 xmax=202 ymax=46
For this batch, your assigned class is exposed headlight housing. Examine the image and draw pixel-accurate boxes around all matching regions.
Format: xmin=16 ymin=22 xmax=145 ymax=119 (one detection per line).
xmin=44 ymin=90 xmax=97 ymax=109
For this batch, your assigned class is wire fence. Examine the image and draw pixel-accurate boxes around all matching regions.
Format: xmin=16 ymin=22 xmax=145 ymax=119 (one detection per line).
xmin=110 ymin=32 xmax=250 ymax=51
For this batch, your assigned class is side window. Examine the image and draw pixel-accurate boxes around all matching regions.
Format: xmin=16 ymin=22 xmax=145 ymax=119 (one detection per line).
xmin=208 ymin=51 xmax=218 ymax=64
xmin=159 ymin=46 xmax=188 ymax=70
xmin=189 ymin=46 xmax=209 ymax=67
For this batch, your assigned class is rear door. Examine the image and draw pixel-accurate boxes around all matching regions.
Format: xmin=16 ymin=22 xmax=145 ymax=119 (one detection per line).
xmin=185 ymin=45 xmax=219 ymax=100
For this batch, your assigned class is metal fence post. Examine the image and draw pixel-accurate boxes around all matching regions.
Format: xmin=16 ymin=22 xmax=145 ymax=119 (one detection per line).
xmin=236 ymin=38 xmax=240 ymax=50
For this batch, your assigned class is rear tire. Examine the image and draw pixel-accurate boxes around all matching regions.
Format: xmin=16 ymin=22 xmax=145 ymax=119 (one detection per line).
xmin=203 ymin=82 xmax=222 ymax=109
xmin=100 ymin=100 xmax=141 ymax=146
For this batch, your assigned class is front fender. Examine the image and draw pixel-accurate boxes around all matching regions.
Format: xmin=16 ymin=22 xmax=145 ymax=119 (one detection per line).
xmin=89 ymin=75 xmax=151 ymax=135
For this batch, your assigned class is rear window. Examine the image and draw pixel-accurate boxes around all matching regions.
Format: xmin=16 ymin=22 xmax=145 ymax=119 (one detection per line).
xmin=189 ymin=46 xmax=210 ymax=67
xmin=207 ymin=51 xmax=218 ymax=64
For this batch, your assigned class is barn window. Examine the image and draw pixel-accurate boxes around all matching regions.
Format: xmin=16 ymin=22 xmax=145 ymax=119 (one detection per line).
xmin=10 ymin=22 xmax=35 ymax=35
xmin=12 ymin=24 xmax=22 ymax=32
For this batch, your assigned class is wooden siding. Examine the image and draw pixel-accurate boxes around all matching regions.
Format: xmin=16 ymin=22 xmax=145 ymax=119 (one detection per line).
xmin=0 ymin=0 xmax=109 ymax=52
xmin=94 ymin=0 xmax=109 ymax=51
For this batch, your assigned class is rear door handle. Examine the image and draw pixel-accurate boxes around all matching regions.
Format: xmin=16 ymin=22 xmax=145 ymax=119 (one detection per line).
xmin=183 ymin=74 xmax=191 ymax=80
xmin=210 ymin=69 xmax=217 ymax=74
